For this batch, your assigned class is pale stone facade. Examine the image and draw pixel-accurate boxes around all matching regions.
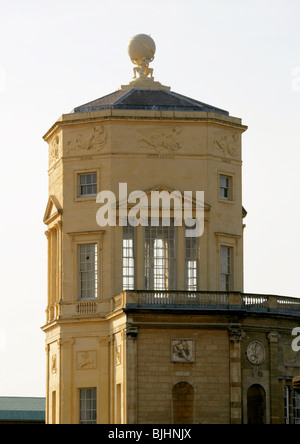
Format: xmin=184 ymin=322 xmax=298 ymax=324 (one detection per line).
xmin=42 ymin=43 xmax=300 ymax=424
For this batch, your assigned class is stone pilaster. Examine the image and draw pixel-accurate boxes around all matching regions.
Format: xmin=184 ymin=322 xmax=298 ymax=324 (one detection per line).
xmin=126 ymin=326 xmax=138 ymax=424
xmin=229 ymin=325 xmax=245 ymax=424
xmin=59 ymin=338 xmax=75 ymax=424
xmin=267 ymin=331 xmax=280 ymax=424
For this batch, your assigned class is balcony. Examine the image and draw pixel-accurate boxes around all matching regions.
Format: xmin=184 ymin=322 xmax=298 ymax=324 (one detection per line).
xmin=45 ymin=291 xmax=300 ymax=324
xmin=113 ymin=291 xmax=300 ymax=315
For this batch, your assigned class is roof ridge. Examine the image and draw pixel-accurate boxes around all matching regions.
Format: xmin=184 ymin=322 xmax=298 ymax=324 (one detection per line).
xmin=113 ymin=88 xmax=135 ymax=105
xmin=166 ymin=90 xmax=228 ymax=114
xmin=73 ymin=89 xmax=128 ymax=111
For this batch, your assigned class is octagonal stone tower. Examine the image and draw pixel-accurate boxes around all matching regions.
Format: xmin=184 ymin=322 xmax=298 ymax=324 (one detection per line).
xmin=42 ymin=35 xmax=300 ymax=425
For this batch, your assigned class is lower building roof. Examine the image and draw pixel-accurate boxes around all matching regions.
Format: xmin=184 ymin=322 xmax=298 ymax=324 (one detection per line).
xmin=0 ymin=397 xmax=45 ymax=422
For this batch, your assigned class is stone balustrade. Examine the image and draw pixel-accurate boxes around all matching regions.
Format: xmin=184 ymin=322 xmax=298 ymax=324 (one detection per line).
xmin=45 ymin=291 xmax=300 ymax=323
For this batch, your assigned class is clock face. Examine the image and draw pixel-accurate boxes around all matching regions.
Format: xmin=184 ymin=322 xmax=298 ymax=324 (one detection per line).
xmin=247 ymin=341 xmax=265 ymax=365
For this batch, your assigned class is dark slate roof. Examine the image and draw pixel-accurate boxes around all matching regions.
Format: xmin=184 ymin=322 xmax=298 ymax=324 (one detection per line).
xmin=73 ymin=89 xmax=229 ymax=116
xmin=0 ymin=397 xmax=45 ymax=422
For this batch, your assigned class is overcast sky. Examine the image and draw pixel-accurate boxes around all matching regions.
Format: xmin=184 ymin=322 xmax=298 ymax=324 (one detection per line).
xmin=0 ymin=0 xmax=299 ymax=397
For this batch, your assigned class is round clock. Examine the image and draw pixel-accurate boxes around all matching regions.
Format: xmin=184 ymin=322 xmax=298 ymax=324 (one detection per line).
xmin=246 ymin=341 xmax=265 ymax=365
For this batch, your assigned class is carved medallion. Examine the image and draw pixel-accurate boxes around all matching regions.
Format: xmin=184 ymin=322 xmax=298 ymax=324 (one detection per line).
xmin=246 ymin=341 xmax=265 ymax=365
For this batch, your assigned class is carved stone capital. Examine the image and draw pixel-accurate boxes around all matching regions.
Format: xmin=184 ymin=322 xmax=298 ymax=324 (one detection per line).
xmin=126 ymin=326 xmax=138 ymax=339
xmin=229 ymin=325 xmax=245 ymax=342
xmin=97 ymin=336 xmax=108 ymax=346
xmin=267 ymin=331 xmax=280 ymax=344
xmin=54 ymin=220 xmax=62 ymax=231
xmin=58 ymin=338 xmax=75 ymax=348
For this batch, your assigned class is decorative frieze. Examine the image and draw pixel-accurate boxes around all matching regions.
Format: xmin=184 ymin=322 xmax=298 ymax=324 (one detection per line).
xmin=213 ymin=131 xmax=240 ymax=158
xmin=138 ymin=126 xmax=183 ymax=154
xmin=66 ymin=125 xmax=107 ymax=154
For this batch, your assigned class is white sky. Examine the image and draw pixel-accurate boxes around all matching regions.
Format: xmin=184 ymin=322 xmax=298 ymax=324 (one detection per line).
xmin=0 ymin=0 xmax=299 ymax=397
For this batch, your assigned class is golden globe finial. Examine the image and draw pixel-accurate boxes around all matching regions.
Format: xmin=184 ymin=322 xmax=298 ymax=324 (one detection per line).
xmin=127 ymin=34 xmax=156 ymax=80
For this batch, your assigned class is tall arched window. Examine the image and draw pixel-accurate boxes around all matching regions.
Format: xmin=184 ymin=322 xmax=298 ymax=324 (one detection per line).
xmin=172 ymin=382 xmax=194 ymax=424
xmin=247 ymin=384 xmax=266 ymax=424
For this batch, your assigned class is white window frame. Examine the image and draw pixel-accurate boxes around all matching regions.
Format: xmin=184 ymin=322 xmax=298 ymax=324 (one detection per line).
xmin=78 ymin=172 xmax=98 ymax=198
xmin=67 ymin=231 xmax=104 ymax=302
xmin=122 ymin=224 xmax=136 ymax=291
xmin=144 ymin=220 xmax=177 ymax=291
xmin=74 ymin=169 xmax=100 ymax=202
xmin=185 ymin=223 xmax=199 ymax=291
xmin=219 ymin=174 xmax=233 ymax=201
xmin=220 ymin=245 xmax=233 ymax=291
xmin=79 ymin=388 xmax=97 ymax=424
xmin=78 ymin=243 xmax=98 ymax=300
xmin=293 ymin=389 xmax=300 ymax=424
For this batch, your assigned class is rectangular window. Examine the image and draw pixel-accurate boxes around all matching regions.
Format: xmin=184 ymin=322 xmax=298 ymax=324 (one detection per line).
xmin=79 ymin=388 xmax=97 ymax=424
xmin=185 ymin=224 xmax=198 ymax=291
xmin=220 ymin=175 xmax=231 ymax=200
xmin=79 ymin=244 xmax=98 ymax=299
xmin=220 ymin=246 xmax=232 ymax=291
xmin=293 ymin=389 xmax=300 ymax=424
xmin=144 ymin=221 xmax=176 ymax=291
xmin=123 ymin=224 xmax=135 ymax=290
xmin=78 ymin=173 xmax=97 ymax=197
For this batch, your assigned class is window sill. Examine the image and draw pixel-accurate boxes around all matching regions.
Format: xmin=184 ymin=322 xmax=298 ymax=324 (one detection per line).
xmin=218 ymin=198 xmax=235 ymax=205
xmin=74 ymin=195 xmax=98 ymax=203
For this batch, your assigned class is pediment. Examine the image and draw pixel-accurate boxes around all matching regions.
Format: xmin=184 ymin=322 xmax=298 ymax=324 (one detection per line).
xmin=117 ymin=185 xmax=211 ymax=211
xmin=144 ymin=185 xmax=210 ymax=211
xmin=43 ymin=195 xmax=63 ymax=225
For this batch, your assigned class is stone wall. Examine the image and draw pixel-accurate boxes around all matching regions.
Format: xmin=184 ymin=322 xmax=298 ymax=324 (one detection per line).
xmin=136 ymin=327 xmax=230 ymax=424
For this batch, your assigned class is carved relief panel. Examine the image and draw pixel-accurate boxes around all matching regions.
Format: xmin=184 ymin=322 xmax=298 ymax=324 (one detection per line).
xmin=172 ymin=339 xmax=195 ymax=363
xmin=212 ymin=130 xmax=241 ymax=159
xmin=76 ymin=351 xmax=98 ymax=370
xmin=66 ymin=125 xmax=107 ymax=155
xmin=138 ymin=126 xmax=183 ymax=154
xmin=116 ymin=345 xmax=122 ymax=366
xmin=49 ymin=134 xmax=61 ymax=167
xmin=51 ymin=354 xmax=57 ymax=374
